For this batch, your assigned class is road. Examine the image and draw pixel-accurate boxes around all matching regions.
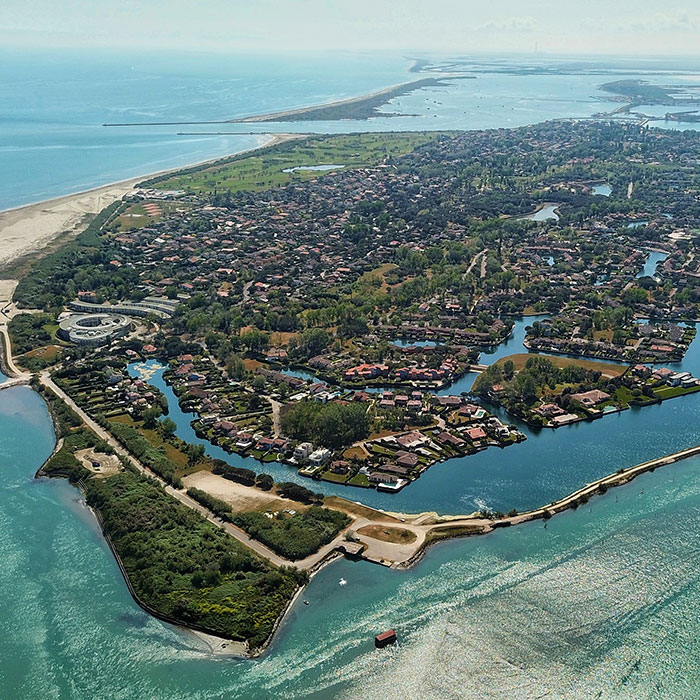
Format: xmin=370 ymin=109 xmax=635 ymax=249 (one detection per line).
xmin=464 ymin=249 xmax=486 ymax=277
xmin=38 ymin=371 xmax=302 ymax=567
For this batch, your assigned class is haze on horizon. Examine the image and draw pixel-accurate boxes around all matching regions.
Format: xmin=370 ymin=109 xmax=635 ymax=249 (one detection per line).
xmin=2 ymin=0 xmax=700 ymax=57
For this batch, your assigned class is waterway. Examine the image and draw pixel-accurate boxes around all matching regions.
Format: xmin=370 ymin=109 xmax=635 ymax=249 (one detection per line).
xmin=130 ymin=312 xmax=700 ymax=517
xmin=637 ymin=250 xmax=668 ymax=279
xmin=521 ymin=203 xmax=559 ymax=221
xmin=6 ymin=51 xmax=700 ymax=697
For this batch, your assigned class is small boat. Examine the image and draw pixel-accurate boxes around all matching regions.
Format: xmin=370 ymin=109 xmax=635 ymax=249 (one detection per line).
xmin=375 ymin=629 xmax=397 ymax=648
xmin=303 ymin=600 xmax=310 ymax=606
xmin=339 ymin=578 xmax=347 ymax=586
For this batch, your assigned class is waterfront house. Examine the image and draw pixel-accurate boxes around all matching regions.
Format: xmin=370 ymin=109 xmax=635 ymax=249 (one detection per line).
xmin=293 ymin=442 xmax=314 ymax=462
xmin=309 ymin=448 xmax=332 ymax=468
xmin=570 ymin=389 xmax=610 ymax=407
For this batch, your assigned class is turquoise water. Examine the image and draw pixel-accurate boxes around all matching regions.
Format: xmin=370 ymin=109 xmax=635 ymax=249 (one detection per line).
xmin=6 ymin=51 xmax=700 ymax=696
xmin=4 ymin=381 xmax=700 ymax=698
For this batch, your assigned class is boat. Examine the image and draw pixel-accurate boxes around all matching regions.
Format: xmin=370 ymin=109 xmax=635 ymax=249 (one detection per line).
xmin=375 ymin=629 xmax=397 ymax=648
xmin=303 ymin=600 xmax=310 ymax=606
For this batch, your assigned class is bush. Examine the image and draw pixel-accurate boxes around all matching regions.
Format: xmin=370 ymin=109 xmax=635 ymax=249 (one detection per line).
xmin=277 ymin=482 xmax=324 ymax=504
xmin=211 ymin=460 xmax=257 ymax=486
xmin=186 ymin=487 xmax=233 ymax=520
xmin=85 ymin=471 xmax=304 ymax=648
xmin=233 ymin=507 xmax=350 ymax=560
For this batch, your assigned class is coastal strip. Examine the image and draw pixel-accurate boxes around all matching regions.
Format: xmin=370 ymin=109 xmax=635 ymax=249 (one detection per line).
xmin=0 ymin=134 xmax=299 ymax=271
xmin=103 ymin=77 xmax=467 ymax=127
xmin=33 ymin=358 xmax=700 ymax=656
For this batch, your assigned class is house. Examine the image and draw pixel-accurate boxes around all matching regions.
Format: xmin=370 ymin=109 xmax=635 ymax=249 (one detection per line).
xmin=378 ymin=463 xmax=409 ymax=476
xmin=293 ymin=442 xmax=314 ymax=462
xmin=570 ymin=389 xmax=610 ymax=407
xmin=309 ymin=448 xmax=332 ymax=467
xmin=466 ymin=427 xmax=487 ymax=442
xmin=395 ymin=451 xmax=419 ymax=468
xmin=437 ymin=431 xmax=467 ymax=447
xmin=653 ymin=367 xmax=674 ymax=381
xmin=330 ymin=460 xmax=351 ymax=474
xmin=536 ymin=403 xmax=565 ymax=418
xmin=668 ymin=372 xmax=691 ymax=387
xmin=396 ymin=431 xmax=428 ymax=449
xmin=266 ymin=348 xmax=288 ymax=362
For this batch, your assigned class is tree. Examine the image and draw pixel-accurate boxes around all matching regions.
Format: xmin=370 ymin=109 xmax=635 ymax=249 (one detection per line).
xmin=142 ymin=407 xmax=162 ymax=429
xmin=502 ymin=359 xmax=515 ymax=380
xmin=159 ymin=418 xmax=177 ymax=440
xmin=187 ymin=443 xmax=206 ymax=466
xmin=226 ymin=353 xmax=245 ymax=380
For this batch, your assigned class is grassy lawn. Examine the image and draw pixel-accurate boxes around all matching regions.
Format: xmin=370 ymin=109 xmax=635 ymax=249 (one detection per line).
xmin=493 ymin=353 xmax=628 ymax=378
xmin=347 ymin=473 xmax=371 ymax=487
xmin=320 ymin=470 xmax=350 ymax=483
xmin=356 ymin=524 xmax=417 ymax=544
xmin=654 ymin=385 xmax=700 ymax=400
xmin=150 ymin=133 xmax=439 ymax=195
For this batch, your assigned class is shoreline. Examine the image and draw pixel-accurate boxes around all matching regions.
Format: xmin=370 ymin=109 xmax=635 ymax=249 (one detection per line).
xmin=190 ymin=437 xmax=700 ymax=657
xmin=0 ymin=133 xmax=300 ymax=270
xmin=229 ymin=77 xmax=452 ymax=123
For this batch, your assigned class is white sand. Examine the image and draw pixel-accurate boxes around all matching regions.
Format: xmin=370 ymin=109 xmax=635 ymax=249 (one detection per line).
xmin=0 ymin=134 xmax=300 ymax=269
xmin=0 ymin=182 xmax=136 ymax=268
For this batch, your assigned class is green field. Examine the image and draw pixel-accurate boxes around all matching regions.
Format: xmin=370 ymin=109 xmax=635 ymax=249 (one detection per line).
xmin=146 ymin=132 xmax=441 ymax=195
xmin=654 ymin=384 xmax=700 ymax=400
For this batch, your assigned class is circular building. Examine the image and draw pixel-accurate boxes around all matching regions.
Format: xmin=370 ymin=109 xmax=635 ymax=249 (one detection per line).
xmin=57 ymin=313 xmax=132 ymax=346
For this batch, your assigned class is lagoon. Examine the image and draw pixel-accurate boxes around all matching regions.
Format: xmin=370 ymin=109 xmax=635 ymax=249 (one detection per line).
xmin=521 ymin=203 xmax=559 ymax=222
xmin=130 ymin=313 xmax=700 ymax=516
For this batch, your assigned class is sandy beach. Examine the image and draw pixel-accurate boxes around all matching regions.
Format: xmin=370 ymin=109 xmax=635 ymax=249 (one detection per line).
xmin=0 ymin=134 xmax=299 ymax=270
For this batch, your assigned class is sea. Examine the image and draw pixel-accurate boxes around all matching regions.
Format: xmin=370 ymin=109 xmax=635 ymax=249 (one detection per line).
xmin=4 ymin=49 xmax=700 ymax=699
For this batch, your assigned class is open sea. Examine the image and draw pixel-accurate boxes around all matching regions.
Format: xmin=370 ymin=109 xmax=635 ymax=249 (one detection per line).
xmin=4 ymin=50 xmax=700 ymax=699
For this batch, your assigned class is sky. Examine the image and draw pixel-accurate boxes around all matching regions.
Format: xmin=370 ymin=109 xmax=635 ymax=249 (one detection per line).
xmin=2 ymin=0 xmax=700 ymax=55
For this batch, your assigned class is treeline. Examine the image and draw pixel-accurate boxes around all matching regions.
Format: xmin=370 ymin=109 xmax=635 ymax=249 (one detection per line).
xmin=37 ymin=387 xmax=112 ymax=482
xmin=108 ymin=420 xmax=181 ymax=487
xmin=232 ymin=507 xmax=350 ymax=560
xmin=186 ymin=487 xmax=233 ymax=520
xmin=15 ymin=200 xmax=125 ymax=311
xmin=85 ymin=471 xmax=306 ymax=648
xmin=281 ymin=400 xmax=370 ymax=449
xmin=8 ymin=313 xmax=55 ymax=355
xmin=211 ymin=460 xmax=273 ymax=491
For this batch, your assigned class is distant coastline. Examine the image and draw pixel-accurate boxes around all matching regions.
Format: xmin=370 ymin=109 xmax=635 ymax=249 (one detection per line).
xmin=103 ymin=77 xmax=471 ymax=127
xmin=229 ymin=77 xmax=467 ymax=122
